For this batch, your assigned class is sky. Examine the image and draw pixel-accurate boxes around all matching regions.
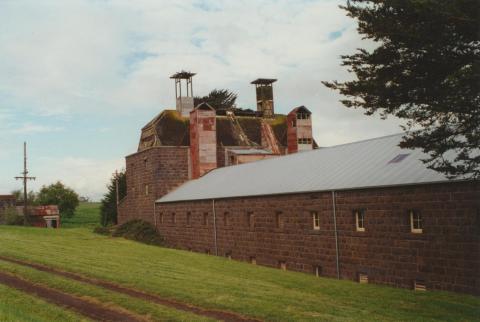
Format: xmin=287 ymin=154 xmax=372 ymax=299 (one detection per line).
xmin=0 ymin=0 xmax=403 ymax=201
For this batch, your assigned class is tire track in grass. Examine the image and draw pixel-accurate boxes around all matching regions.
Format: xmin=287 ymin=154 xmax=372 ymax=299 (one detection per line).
xmin=0 ymin=271 xmax=145 ymax=322
xmin=0 ymin=255 xmax=262 ymax=322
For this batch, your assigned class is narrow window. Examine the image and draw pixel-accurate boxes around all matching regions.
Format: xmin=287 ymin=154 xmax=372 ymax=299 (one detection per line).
xmin=250 ymin=256 xmax=256 ymax=265
xmin=145 ymin=184 xmax=149 ymax=196
xmin=312 ymin=211 xmax=320 ymax=230
xmin=291 ymin=119 xmax=296 ymax=127
xmin=410 ymin=210 xmax=423 ymax=233
xmin=224 ymin=212 xmax=229 ymax=226
xmin=203 ymin=212 xmax=209 ymax=226
xmin=159 ymin=212 xmax=164 ymax=224
xmin=414 ymin=279 xmax=426 ymax=291
xmin=276 ymin=211 xmax=283 ymax=229
xmin=314 ymin=265 xmax=322 ymax=277
xmin=279 ymin=261 xmax=287 ymax=271
xmin=355 ymin=209 xmax=366 ymax=232
xmin=172 ymin=212 xmax=176 ymax=224
xmin=144 ymin=158 xmax=148 ymax=169
xmin=358 ymin=273 xmax=368 ymax=284
xmin=186 ymin=212 xmax=191 ymax=226
xmin=247 ymin=212 xmax=255 ymax=230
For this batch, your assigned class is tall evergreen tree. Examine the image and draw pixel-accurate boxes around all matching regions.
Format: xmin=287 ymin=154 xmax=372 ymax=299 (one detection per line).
xmin=194 ymin=89 xmax=238 ymax=111
xmin=100 ymin=171 xmax=126 ymax=226
xmin=323 ymin=0 xmax=479 ymax=178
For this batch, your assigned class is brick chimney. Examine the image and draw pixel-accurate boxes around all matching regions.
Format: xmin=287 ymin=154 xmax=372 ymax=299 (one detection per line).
xmin=190 ymin=103 xmax=217 ymax=179
xmin=287 ymin=106 xmax=313 ymax=153
xmin=251 ymin=78 xmax=277 ymax=118
xmin=171 ymin=71 xmax=196 ymax=117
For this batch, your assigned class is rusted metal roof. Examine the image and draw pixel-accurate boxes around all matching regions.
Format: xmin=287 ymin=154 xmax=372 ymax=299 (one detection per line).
xmin=158 ymin=133 xmax=468 ymax=203
xmin=251 ymin=78 xmax=277 ymax=85
xmin=170 ymin=71 xmax=196 ymax=79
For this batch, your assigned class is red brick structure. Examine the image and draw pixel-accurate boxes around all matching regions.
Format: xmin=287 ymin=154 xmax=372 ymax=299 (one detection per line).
xmin=154 ymin=181 xmax=479 ymax=294
xmin=190 ymin=103 xmax=217 ymax=179
xmin=287 ymin=106 xmax=313 ymax=153
xmin=118 ymin=73 xmax=315 ymax=223
xmin=117 ymin=72 xmax=478 ymax=294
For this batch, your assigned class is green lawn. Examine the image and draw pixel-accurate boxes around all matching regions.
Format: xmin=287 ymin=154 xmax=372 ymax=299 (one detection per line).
xmin=0 ymin=225 xmax=478 ymax=321
xmin=61 ymin=202 xmax=101 ymax=228
xmin=0 ymin=283 xmax=87 ymax=322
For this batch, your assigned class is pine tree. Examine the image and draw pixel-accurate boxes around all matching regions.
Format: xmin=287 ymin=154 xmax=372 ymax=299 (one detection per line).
xmin=100 ymin=171 xmax=126 ymax=226
xmin=323 ymin=0 xmax=479 ymax=178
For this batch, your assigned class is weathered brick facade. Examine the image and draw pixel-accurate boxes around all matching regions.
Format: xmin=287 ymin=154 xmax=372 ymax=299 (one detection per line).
xmin=154 ymin=181 xmax=479 ymax=294
xmin=118 ymin=146 xmax=190 ymax=224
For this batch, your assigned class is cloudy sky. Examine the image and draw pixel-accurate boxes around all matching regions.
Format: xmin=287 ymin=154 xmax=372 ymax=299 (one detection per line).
xmin=0 ymin=0 xmax=402 ymax=200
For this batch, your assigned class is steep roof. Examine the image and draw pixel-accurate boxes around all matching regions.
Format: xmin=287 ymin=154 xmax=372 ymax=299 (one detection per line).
xmin=158 ymin=133 xmax=467 ymax=203
xmin=145 ymin=110 xmax=288 ymax=148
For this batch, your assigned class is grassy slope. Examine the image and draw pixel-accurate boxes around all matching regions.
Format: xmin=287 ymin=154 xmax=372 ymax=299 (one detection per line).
xmin=0 ymin=283 xmax=87 ymax=322
xmin=61 ymin=202 xmax=101 ymax=229
xmin=0 ymin=225 xmax=478 ymax=322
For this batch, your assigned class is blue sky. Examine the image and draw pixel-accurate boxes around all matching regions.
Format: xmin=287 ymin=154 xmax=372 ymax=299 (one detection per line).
xmin=0 ymin=0 xmax=401 ymax=200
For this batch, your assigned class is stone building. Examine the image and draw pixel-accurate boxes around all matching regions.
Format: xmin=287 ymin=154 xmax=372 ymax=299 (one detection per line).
xmin=118 ymin=72 xmax=479 ymax=294
xmin=118 ymin=72 xmax=315 ymax=223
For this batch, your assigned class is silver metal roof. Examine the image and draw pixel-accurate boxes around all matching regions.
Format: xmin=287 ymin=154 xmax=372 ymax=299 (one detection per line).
xmin=158 ymin=133 xmax=464 ymax=203
xmin=228 ymin=148 xmax=273 ymax=155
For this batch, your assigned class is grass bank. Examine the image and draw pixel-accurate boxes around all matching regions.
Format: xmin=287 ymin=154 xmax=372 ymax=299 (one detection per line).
xmin=0 ymin=225 xmax=478 ymax=321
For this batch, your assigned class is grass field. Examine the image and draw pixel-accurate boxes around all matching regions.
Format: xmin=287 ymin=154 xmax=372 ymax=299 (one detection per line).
xmin=61 ymin=202 xmax=101 ymax=228
xmin=0 ymin=204 xmax=479 ymax=321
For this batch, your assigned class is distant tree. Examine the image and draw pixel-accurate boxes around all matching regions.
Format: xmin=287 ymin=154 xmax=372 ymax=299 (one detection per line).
xmin=36 ymin=182 xmax=79 ymax=218
xmin=11 ymin=189 xmax=37 ymax=205
xmin=323 ymin=0 xmax=480 ymax=178
xmin=100 ymin=171 xmax=126 ymax=226
xmin=194 ymin=89 xmax=238 ymax=111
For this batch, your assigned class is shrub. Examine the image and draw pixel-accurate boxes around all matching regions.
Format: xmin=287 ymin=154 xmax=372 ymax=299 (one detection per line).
xmin=93 ymin=226 xmax=113 ymax=235
xmin=36 ymin=182 xmax=79 ymax=218
xmin=0 ymin=207 xmax=24 ymax=226
xmin=113 ymin=220 xmax=163 ymax=246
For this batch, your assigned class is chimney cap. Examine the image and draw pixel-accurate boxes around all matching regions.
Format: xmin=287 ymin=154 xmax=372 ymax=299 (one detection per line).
xmin=251 ymin=78 xmax=277 ymax=85
xmin=170 ymin=71 xmax=196 ymax=79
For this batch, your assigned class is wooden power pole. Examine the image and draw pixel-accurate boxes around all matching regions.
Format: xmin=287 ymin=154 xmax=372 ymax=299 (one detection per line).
xmin=15 ymin=142 xmax=36 ymax=223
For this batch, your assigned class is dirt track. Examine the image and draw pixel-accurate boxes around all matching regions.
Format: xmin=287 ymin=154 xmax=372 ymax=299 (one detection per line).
xmin=0 ymin=255 xmax=261 ymax=322
xmin=0 ymin=271 xmax=145 ymax=322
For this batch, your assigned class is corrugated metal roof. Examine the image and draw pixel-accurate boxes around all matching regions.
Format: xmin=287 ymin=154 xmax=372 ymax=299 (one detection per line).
xmin=158 ymin=133 xmax=465 ymax=203
xmin=229 ymin=148 xmax=273 ymax=155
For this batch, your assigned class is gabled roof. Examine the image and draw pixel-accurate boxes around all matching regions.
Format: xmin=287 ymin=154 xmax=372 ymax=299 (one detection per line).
xmin=289 ymin=106 xmax=311 ymax=115
xmin=158 ymin=133 xmax=466 ymax=203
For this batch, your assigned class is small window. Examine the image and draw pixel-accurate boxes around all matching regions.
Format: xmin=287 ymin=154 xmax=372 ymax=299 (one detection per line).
xmin=145 ymin=184 xmax=149 ymax=196
xmin=144 ymin=158 xmax=148 ymax=169
xmin=186 ymin=212 xmax=191 ymax=226
xmin=203 ymin=212 xmax=209 ymax=226
xmin=414 ymin=279 xmax=426 ymax=291
xmin=279 ymin=261 xmax=287 ymax=271
xmin=355 ymin=209 xmax=365 ymax=232
xmin=159 ymin=212 xmax=164 ymax=223
xmin=250 ymin=256 xmax=256 ymax=265
xmin=358 ymin=273 xmax=368 ymax=284
xmin=312 ymin=211 xmax=320 ymax=230
xmin=314 ymin=265 xmax=322 ymax=277
xmin=224 ymin=212 xmax=229 ymax=226
xmin=275 ymin=211 xmax=283 ymax=229
xmin=172 ymin=213 xmax=176 ymax=224
xmin=410 ymin=210 xmax=423 ymax=233
xmin=247 ymin=212 xmax=255 ymax=230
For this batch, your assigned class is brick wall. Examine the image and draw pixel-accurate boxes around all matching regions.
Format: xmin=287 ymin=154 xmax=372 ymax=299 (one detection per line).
xmin=154 ymin=181 xmax=480 ymax=294
xmin=118 ymin=146 xmax=190 ymax=224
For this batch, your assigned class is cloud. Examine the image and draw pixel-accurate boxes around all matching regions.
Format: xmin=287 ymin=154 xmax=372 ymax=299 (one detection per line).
xmin=30 ymin=156 xmax=124 ymax=201
xmin=11 ymin=122 xmax=64 ymax=134
xmin=0 ymin=0 xmax=405 ymax=199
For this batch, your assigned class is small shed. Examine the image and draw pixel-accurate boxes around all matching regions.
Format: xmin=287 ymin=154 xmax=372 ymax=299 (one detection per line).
xmin=17 ymin=205 xmax=61 ymax=228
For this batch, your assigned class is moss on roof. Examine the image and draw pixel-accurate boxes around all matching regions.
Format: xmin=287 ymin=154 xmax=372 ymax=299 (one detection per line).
xmin=146 ymin=110 xmax=288 ymax=148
